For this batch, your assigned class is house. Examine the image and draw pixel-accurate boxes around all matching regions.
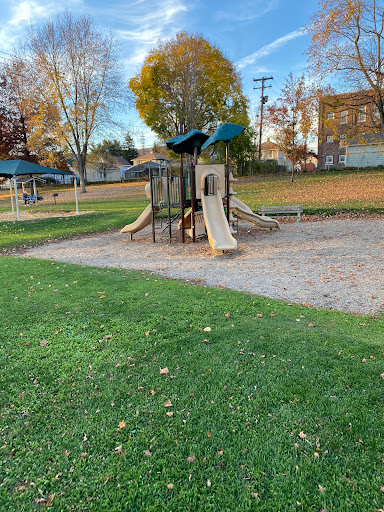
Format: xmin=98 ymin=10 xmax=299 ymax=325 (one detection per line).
xmin=260 ymin=139 xmax=291 ymax=170
xmin=318 ymin=90 xmax=383 ymax=168
xmin=131 ymin=152 xmax=170 ymax=166
xmin=86 ymin=156 xmax=131 ymax=182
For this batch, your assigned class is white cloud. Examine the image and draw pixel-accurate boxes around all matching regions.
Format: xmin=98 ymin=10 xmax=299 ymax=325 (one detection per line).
xmin=216 ymin=0 xmax=278 ymax=22
xmin=101 ymin=0 xmax=188 ymax=46
xmin=0 ymin=0 xmax=84 ymax=50
xmin=236 ymin=27 xmax=308 ymax=69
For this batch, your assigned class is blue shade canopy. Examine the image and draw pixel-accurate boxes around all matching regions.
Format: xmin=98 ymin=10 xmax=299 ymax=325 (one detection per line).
xmin=166 ymin=135 xmax=185 ymax=150
xmin=0 ymin=159 xmax=74 ymax=178
xmin=171 ymin=129 xmax=209 ymax=155
xmin=201 ymin=123 xmax=245 ymax=150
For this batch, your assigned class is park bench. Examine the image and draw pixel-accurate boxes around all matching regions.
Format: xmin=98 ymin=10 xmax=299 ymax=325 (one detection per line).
xmin=258 ymin=205 xmax=303 ymax=222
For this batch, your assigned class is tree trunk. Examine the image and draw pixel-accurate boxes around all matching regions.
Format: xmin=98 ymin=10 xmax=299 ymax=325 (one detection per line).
xmin=77 ymin=154 xmax=87 ymax=193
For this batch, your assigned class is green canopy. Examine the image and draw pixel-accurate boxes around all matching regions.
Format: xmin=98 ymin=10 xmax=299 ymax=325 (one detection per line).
xmin=201 ymin=123 xmax=245 ymax=150
xmin=2 ymin=160 xmax=79 ymax=221
xmin=171 ymin=130 xmax=209 ymax=156
xmin=166 ymin=135 xmax=185 ymax=151
xmin=0 ymin=159 xmax=74 ymax=178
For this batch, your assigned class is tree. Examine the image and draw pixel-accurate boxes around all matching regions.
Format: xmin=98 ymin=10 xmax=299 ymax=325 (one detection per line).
xmin=266 ymin=74 xmax=317 ymax=181
xmin=307 ymin=0 xmax=384 ymax=130
xmin=0 ymin=58 xmax=69 ymax=169
xmin=129 ymin=32 xmax=249 ymax=139
xmin=87 ymin=140 xmax=119 ymax=180
xmin=25 ymin=12 xmax=128 ymax=192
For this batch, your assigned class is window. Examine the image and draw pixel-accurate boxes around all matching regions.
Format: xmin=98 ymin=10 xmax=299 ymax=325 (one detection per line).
xmin=373 ymin=104 xmax=380 ymax=120
xmin=339 ymin=134 xmax=346 ymax=143
xmin=338 ymin=154 xmax=346 ymax=164
xmin=326 ymin=135 xmax=333 ymax=143
xmin=327 ymin=112 xmax=335 ymax=120
xmin=325 ymin=155 xmax=334 ymax=164
xmin=358 ymin=106 xmax=366 ymax=122
xmin=340 ymin=110 xmax=348 ymax=124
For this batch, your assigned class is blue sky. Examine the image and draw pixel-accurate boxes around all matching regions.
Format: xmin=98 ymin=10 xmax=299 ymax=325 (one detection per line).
xmin=0 ymin=0 xmax=320 ymax=148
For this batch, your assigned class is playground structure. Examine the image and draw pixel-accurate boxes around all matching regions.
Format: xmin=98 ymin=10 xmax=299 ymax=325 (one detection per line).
xmin=120 ymin=124 xmax=280 ymax=251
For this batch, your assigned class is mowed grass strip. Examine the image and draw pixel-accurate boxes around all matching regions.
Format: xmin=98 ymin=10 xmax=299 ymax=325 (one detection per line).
xmin=235 ymin=169 xmax=384 ymax=214
xmin=0 ymin=257 xmax=383 ymax=511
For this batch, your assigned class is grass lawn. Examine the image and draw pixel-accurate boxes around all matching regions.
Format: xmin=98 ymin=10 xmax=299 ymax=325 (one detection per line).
xmin=0 ymin=171 xmax=384 ymax=510
xmin=1 ymin=257 xmax=384 ymax=511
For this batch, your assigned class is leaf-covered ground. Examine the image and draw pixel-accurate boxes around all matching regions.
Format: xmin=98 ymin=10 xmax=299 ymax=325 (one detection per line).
xmin=1 ymin=257 xmax=383 ymax=511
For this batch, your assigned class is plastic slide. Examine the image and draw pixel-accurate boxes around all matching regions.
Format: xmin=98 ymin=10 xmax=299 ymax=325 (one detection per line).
xmin=230 ymin=196 xmax=280 ymax=229
xmin=120 ymin=204 xmax=158 ymax=234
xmin=201 ymin=190 xmax=237 ymax=251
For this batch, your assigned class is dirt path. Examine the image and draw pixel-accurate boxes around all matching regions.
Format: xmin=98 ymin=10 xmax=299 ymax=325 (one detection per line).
xmin=15 ymin=216 xmax=384 ymax=316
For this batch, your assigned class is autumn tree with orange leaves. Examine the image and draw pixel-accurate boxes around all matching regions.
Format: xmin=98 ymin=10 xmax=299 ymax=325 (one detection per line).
xmin=129 ymin=32 xmax=249 ymax=139
xmin=266 ymin=74 xmax=317 ymax=182
xmin=307 ymin=0 xmax=384 ymax=131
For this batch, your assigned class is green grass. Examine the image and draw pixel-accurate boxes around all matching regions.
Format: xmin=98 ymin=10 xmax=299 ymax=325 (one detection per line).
xmin=0 ymin=257 xmax=383 ymax=511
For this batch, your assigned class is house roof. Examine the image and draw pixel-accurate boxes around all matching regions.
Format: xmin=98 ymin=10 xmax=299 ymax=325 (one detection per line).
xmin=132 ymin=152 xmax=170 ymax=163
xmin=348 ymin=133 xmax=384 ymax=146
xmin=115 ymin=156 xmax=130 ymax=165
xmin=261 ymin=139 xmax=280 ymax=150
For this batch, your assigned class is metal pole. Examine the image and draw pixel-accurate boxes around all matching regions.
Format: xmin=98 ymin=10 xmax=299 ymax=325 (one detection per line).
xmin=191 ymin=149 xmax=197 ymax=243
xmin=10 ymin=180 xmax=14 ymax=213
xmin=14 ymin=179 xmax=20 ymax=221
xmin=74 ymin=176 xmax=79 ymax=214
xmin=166 ymin=162 xmax=172 ymax=244
xmin=180 ymin=154 xmax=185 ymax=243
xmin=226 ymin=142 xmax=230 ymax=223
xmin=33 ymin=178 xmax=38 ymax=204
xmin=149 ymin=163 xmax=156 ymax=243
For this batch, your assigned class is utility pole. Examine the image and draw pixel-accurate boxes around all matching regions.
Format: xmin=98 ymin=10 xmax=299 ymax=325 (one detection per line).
xmin=253 ymin=76 xmax=273 ymax=160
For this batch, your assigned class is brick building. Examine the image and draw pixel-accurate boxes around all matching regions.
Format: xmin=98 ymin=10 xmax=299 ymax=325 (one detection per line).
xmin=318 ymin=90 xmax=383 ymax=169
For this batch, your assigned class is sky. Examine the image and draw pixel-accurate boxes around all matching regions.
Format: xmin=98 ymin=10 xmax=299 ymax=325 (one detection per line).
xmin=0 ymin=0 xmax=321 ymax=149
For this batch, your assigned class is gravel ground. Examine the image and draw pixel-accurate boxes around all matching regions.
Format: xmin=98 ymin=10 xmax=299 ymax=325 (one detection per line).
xmin=14 ymin=215 xmax=384 ymax=316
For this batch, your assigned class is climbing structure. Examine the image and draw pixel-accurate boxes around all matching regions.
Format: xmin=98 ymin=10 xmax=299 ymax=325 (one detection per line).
xmin=120 ymin=124 xmax=279 ymax=251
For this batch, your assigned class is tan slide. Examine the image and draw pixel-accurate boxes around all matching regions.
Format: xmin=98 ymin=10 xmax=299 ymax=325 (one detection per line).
xmin=230 ymin=196 xmax=280 ymax=229
xmin=199 ymin=168 xmax=237 ymax=251
xmin=120 ymin=204 xmax=159 ymax=234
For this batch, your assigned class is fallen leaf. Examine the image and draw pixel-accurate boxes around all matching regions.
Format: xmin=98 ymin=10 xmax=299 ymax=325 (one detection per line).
xmin=307 ymin=323 xmax=316 ymax=328
xmin=207 ymin=432 xmax=212 ymax=438
xmin=167 ymin=483 xmax=174 ymax=489
xmin=118 ymin=421 xmax=126 ymax=429
xmin=143 ymin=450 xmax=152 ymax=457
xmin=251 ymin=492 xmax=258 ymax=498
xmin=40 ymin=340 xmax=49 ymax=347
xmin=164 ymin=399 xmax=172 ymax=407
xmin=145 ymin=331 xmax=150 ymax=336
xmin=187 ymin=456 xmax=196 ymax=463
xmin=166 ymin=411 xmax=174 ymax=417
xmin=217 ymin=449 xmax=224 ymax=455
xmin=318 ymin=484 xmax=326 ymax=492
xmin=203 ymin=327 xmax=212 ymax=332
xmin=207 ymin=479 xmax=212 ymax=487
xmin=99 ymin=295 xmax=106 ymax=299
xmin=160 ymin=367 xmax=169 ymax=375
xmin=224 ymin=312 xmax=230 ymax=318
xmin=299 ymin=431 xmax=307 ymax=439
